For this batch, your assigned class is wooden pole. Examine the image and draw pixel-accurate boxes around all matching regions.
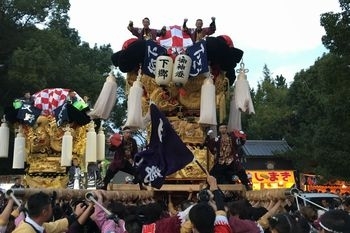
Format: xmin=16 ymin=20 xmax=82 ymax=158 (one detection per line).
xmin=8 ymin=188 xmax=154 ymax=201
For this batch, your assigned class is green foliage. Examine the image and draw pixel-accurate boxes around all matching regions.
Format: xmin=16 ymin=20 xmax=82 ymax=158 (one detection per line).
xmin=107 ymin=71 xmax=127 ymax=129
xmin=0 ymin=2 xmax=113 ymax=104
xmin=245 ymin=65 xmax=292 ymax=140
xmin=286 ymin=53 xmax=350 ymax=180
xmin=320 ymin=0 xmax=350 ymax=56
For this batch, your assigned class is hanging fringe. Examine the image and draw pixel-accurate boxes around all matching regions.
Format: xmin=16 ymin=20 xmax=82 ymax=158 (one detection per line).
xmin=88 ymin=70 xmax=117 ymax=119
xmin=61 ymin=126 xmax=73 ymax=167
xmin=198 ymin=74 xmax=217 ymax=126
xmin=227 ymin=93 xmax=242 ymax=131
xmin=124 ymin=72 xmax=144 ymax=129
xmin=218 ymin=93 xmax=226 ymax=124
xmin=13 ymin=126 xmax=25 ymax=169
xmin=96 ymin=125 xmax=105 ymax=161
xmin=85 ymin=122 xmax=97 ymax=166
xmin=0 ymin=116 xmax=9 ymax=158
xmin=234 ymin=62 xmax=255 ymax=114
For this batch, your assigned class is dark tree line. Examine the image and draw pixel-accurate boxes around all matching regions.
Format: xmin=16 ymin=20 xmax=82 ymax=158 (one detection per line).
xmin=242 ymin=0 xmax=350 ymax=182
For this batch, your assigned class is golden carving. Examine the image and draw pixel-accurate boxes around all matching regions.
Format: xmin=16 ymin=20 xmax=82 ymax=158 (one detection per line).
xmin=126 ymin=71 xmax=229 ymax=182
xmin=23 ymin=70 xmax=229 ymax=187
xmin=23 ymin=116 xmax=88 ymax=188
xmin=167 ymin=146 xmax=215 ymax=179
xmin=25 ymin=175 xmax=69 ymax=189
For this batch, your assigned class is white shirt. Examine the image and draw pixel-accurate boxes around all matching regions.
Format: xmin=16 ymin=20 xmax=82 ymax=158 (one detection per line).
xmin=25 ymin=216 xmax=45 ymax=233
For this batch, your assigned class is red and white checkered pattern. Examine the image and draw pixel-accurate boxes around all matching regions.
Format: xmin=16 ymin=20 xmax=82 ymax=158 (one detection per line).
xmin=158 ymin=25 xmax=193 ymax=49
xmin=33 ymin=88 xmax=82 ymax=116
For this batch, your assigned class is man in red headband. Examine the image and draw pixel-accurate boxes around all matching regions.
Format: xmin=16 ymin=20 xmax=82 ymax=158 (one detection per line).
xmin=102 ymin=127 xmax=139 ymax=190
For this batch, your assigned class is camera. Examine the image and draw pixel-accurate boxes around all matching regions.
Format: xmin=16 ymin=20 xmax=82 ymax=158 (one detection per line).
xmin=197 ymin=189 xmax=210 ymax=203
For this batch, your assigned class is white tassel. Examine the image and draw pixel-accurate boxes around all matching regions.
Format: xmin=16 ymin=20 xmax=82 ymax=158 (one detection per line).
xmin=85 ymin=122 xmax=97 ymax=163
xmin=96 ymin=125 xmax=105 ymax=161
xmin=198 ymin=74 xmax=217 ymax=126
xmin=61 ymin=127 xmax=73 ymax=167
xmin=124 ymin=73 xmax=144 ymax=128
xmin=89 ymin=69 xmax=117 ymax=119
xmin=234 ymin=62 xmax=255 ymax=114
xmin=0 ymin=116 xmax=9 ymax=158
xmin=12 ymin=126 xmax=25 ymax=169
xmin=227 ymin=93 xmax=242 ymax=131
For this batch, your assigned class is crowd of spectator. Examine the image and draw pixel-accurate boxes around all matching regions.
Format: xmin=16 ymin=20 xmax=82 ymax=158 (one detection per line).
xmin=0 ymin=176 xmax=350 ymax=233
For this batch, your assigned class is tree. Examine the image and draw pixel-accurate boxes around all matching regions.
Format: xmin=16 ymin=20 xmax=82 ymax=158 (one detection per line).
xmin=286 ymin=54 xmax=350 ymax=181
xmin=282 ymin=0 xmax=350 ymax=181
xmin=320 ymin=0 xmax=350 ymax=56
xmin=245 ymin=65 xmax=292 ymax=140
xmin=0 ymin=1 xmax=120 ymax=175
xmin=106 ymin=70 xmax=127 ymax=130
xmin=0 ymin=0 xmax=114 ymax=107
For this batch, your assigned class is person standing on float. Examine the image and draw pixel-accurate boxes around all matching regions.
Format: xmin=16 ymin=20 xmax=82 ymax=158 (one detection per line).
xmin=205 ymin=123 xmax=251 ymax=190
xmin=102 ymin=127 xmax=139 ymax=190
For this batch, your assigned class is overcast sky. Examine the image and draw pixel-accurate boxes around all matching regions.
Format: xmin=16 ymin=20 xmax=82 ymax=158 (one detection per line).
xmin=68 ymin=0 xmax=341 ymax=89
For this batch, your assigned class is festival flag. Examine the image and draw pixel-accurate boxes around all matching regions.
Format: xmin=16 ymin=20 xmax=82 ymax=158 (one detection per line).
xmin=16 ymin=103 xmax=41 ymax=126
xmin=53 ymin=103 xmax=69 ymax=127
xmin=158 ymin=25 xmax=193 ymax=59
xmin=134 ymin=103 xmax=194 ymax=189
xmin=142 ymin=40 xmax=167 ymax=77
xmin=186 ymin=40 xmax=209 ymax=77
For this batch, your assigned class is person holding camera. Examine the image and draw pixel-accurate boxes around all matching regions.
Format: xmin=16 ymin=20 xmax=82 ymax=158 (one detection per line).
xmin=12 ymin=191 xmax=86 ymax=233
xmin=187 ymin=174 xmax=231 ymax=233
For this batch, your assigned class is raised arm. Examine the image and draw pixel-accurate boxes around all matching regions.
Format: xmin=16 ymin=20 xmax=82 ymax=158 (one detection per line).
xmin=0 ymin=199 xmax=15 ymax=226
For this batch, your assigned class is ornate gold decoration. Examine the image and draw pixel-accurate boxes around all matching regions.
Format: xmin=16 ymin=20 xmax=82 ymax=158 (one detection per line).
xmin=127 ymin=71 xmax=229 ymax=182
xmin=25 ymin=175 xmax=69 ymax=189
xmin=167 ymin=146 xmax=215 ymax=179
xmin=23 ymin=116 xmax=88 ymax=188
xmin=22 ymin=69 xmax=230 ymax=188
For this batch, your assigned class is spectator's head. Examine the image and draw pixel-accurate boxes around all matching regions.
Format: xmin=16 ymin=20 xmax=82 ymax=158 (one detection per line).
xmin=268 ymin=213 xmax=303 ymax=233
xmin=108 ymin=200 xmax=127 ymax=219
xmin=71 ymin=157 xmax=79 ymax=167
xmin=342 ymin=197 xmax=350 ymax=213
xmin=249 ymin=206 xmax=268 ymax=221
xmin=299 ymin=206 xmax=318 ymax=223
xmin=321 ymin=198 xmax=331 ymax=208
xmin=14 ymin=177 xmax=21 ymax=185
xmin=318 ymin=209 xmax=350 ymax=233
xmin=23 ymin=90 xmax=31 ymax=99
xmin=189 ymin=203 xmax=215 ymax=233
xmin=124 ymin=214 xmax=142 ymax=233
xmin=137 ymin=202 xmax=162 ymax=224
xmin=27 ymin=192 xmax=53 ymax=222
xmin=227 ymin=199 xmax=251 ymax=219
xmin=179 ymin=199 xmax=194 ymax=211
xmin=68 ymin=89 xmax=76 ymax=98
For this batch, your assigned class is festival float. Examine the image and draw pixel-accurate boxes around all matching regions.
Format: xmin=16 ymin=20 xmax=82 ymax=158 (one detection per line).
xmin=0 ymin=21 xmax=267 ymax=201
